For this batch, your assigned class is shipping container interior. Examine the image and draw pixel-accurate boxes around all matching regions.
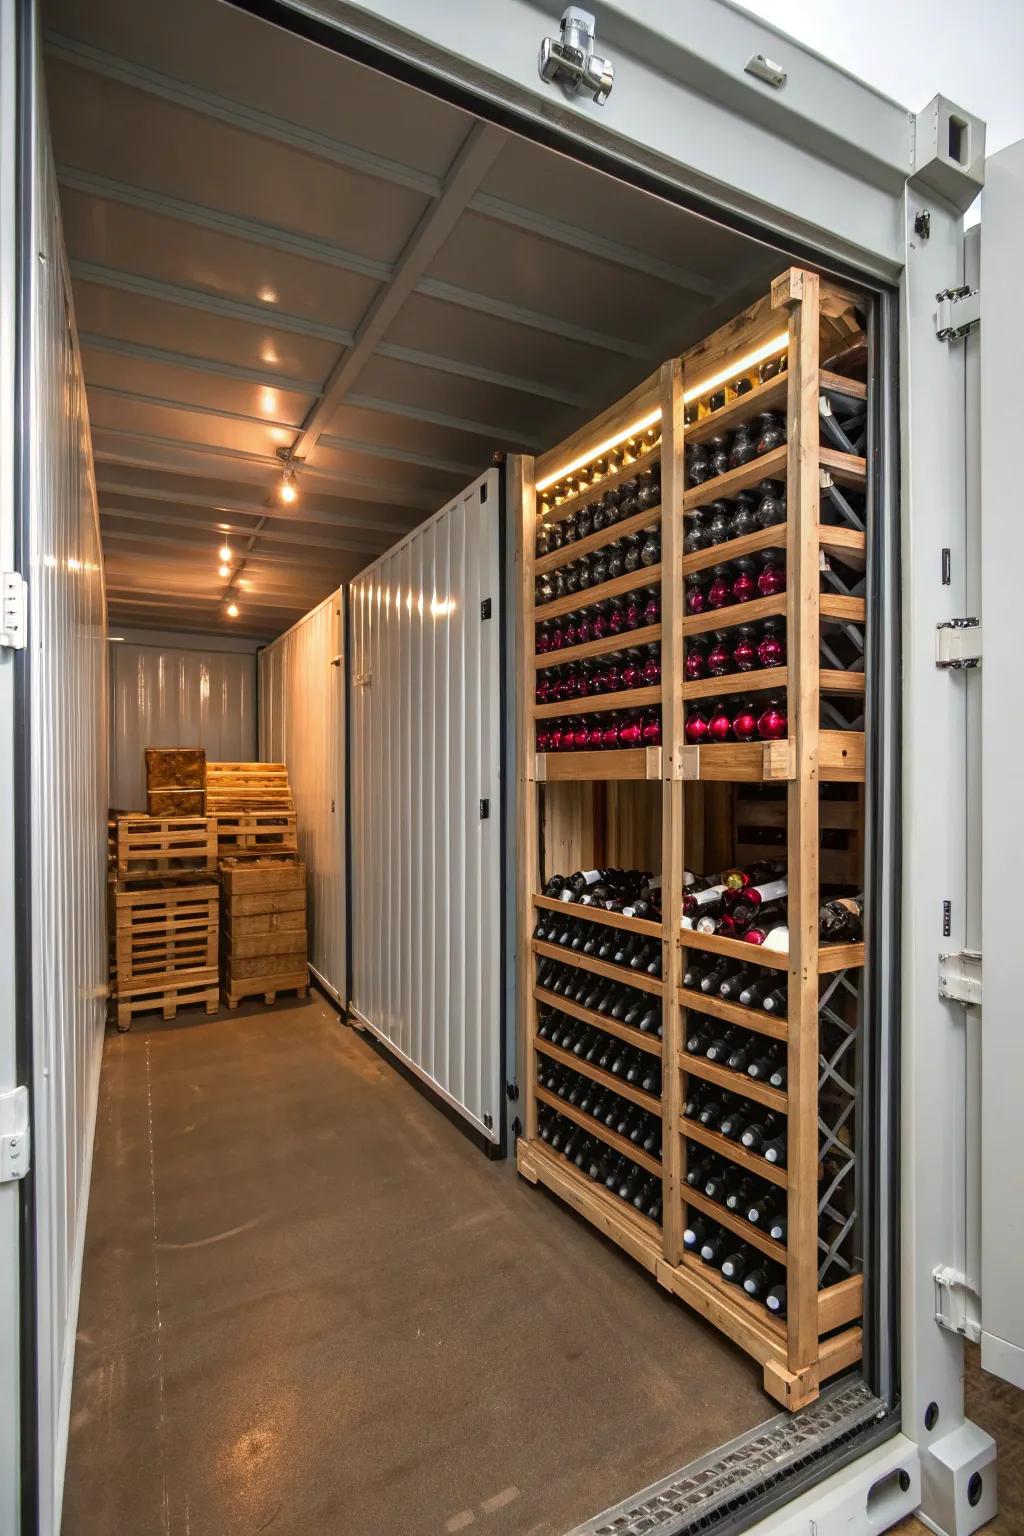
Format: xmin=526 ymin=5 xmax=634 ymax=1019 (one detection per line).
xmin=36 ymin=1 xmax=886 ymax=1532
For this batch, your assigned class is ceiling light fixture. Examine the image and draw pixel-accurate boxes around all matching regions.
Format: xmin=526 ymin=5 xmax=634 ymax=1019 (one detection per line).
xmin=219 ymin=544 xmax=232 ymax=563
xmin=276 ymin=448 xmax=304 ymax=506
xmin=218 ymin=563 xmax=231 ymax=578
xmin=226 ymin=602 xmax=239 ymax=618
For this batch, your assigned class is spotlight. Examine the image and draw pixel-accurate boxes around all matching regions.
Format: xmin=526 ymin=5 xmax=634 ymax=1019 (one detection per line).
xmin=218 ymin=563 xmax=231 ymax=578
xmin=226 ymin=602 xmax=239 ymax=618
xmin=219 ymin=544 xmax=231 ymax=563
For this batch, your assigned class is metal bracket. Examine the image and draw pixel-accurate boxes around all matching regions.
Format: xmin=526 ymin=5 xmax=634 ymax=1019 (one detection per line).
xmin=0 ymin=1086 xmax=30 ymax=1182
xmin=539 ymin=8 xmax=614 ymax=105
xmin=936 ymin=617 xmax=981 ymax=669
xmin=938 ymin=948 xmax=982 ymax=1006
xmin=1 ymin=571 xmax=27 ymax=649
xmin=933 ymin=1264 xmax=982 ymax=1342
xmin=936 ymin=285 xmax=980 ymax=342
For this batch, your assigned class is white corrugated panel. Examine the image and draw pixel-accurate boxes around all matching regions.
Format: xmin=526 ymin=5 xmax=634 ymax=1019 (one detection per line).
xmin=109 ymin=640 xmax=256 ymax=809
xmin=27 ymin=60 xmax=108 ymax=1536
xmin=258 ymin=591 xmax=346 ymax=1004
xmin=349 ymin=472 xmax=501 ymax=1140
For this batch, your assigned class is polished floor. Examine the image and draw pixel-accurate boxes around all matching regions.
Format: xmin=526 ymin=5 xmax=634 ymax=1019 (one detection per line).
xmin=63 ymin=993 xmax=772 ymax=1536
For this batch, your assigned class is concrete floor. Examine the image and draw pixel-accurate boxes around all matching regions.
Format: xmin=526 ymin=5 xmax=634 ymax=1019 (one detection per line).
xmin=63 ymin=993 xmax=773 ymax=1536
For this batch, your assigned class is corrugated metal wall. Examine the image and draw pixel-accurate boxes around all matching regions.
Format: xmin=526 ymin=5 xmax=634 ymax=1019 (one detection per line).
xmin=109 ymin=639 xmax=256 ymax=809
xmin=349 ymin=472 xmax=501 ymax=1141
xmin=258 ymin=591 xmax=346 ymax=1004
xmin=27 ymin=57 xmax=108 ymax=1536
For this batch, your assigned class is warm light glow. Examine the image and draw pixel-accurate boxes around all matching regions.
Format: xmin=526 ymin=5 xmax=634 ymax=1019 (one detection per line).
xmin=66 ymin=556 xmax=82 ymax=571
xmin=218 ymin=563 xmax=231 ymax=578
xmin=279 ymin=479 xmax=298 ymax=505
xmin=257 ymin=286 xmax=278 ymax=304
xmin=430 ymin=597 xmax=456 ymax=618
xmin=260 ymin=389 xmax=278 ymax=414
xmin=536 ymin=407 xmax=662 ymax=492
xmin=226 ymin=602 xmax=239 ymax=618
xmin=219 ymin=544 xmax=232 ymax=562
xmin=260 ymin=346 xmax=279 ymax=366
xmin=684 ymin=332 xmax=789 ymax=405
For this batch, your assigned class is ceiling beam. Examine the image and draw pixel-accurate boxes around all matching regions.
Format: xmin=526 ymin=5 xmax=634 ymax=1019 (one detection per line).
xmin=48 ymin=33 xmax=725 ymax=296
xmin=99 ymin=517 xmax=389 ymax=558
xmin=96 ymin=478 xmax=419 ymax=535
xmin=72 ymin=259 xmax=590 ymax=408
xmin=289 ymin=121 xmax=505 ymax=469
xmin=80 ymin=332 xmax=544 ymax=446
xmin=60 ymin=166 xmax=654 ymax=361
xmin=107 ymin=590 xmax=310 ymax=614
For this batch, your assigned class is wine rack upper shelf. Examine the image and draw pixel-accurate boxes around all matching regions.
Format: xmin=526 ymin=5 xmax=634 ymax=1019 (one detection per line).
xmin=683 ymin=372 xmax=789 ymax=445
xmin=535 ymin=564 xmax=662 ymax=624
xmin=534 ymin=504 xmax=661 ymax=577
xmin=533 ymin=892 xmax=663 ymax=940
xmin=538 ymin=441 xmax=661 ymax=524
xmin=681 ymin=446 xmax=865 ymax=515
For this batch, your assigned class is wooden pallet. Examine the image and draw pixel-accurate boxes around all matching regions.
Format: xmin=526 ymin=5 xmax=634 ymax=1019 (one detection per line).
xmin=221 ymin=970 xmax=309 ymax=1009
xmin=113 ymin=879 xmax=219 ymax=987
xmin=115 ymin=973 xmax=220 ymax=1032
xmin=206 ymin=761 xmax=293 ymax=814
xmin=115 ymin=815 xmax=217 ymax=877
xmin=214 ymin=812 xmax=298 ymax=857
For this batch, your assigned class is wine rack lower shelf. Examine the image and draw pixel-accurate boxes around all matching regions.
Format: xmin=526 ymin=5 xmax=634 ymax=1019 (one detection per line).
xmin=534 ymin=986 xmax=662 ymax=1057
xmin=535 ymin=1085 xmax=662 ymax=1177
xmin=536 ymin=1036 xmax=661 ymax=1115
xmin=682 ymin=1119 xmax=788 ymax=1190
xmin=683 ymin=1184 xmax=787 ymax=1265
xmin=679 ymin=1049 xmax=787 ymax=1113
xmin=679 ymin=929 xmax=865 ymax=976
xmin=533 ymin=892 xmax=662 ymax=940
xmin=517 ymin=1137 xmax=662 ymax=1275
xmin=677 ymin=985 xmax=788 ymax=1040
xmin=534 ymin=746 xmax=662 ymax=782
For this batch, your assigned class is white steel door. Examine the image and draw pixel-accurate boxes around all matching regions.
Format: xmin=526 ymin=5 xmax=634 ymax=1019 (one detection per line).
xmin=978 ymin=137 xmax=1024 ymax=1390
xmin=349 ymin=471 xmax=501 ymax=1142
xmin=258 ymin=590 xmax=346 ymax=1006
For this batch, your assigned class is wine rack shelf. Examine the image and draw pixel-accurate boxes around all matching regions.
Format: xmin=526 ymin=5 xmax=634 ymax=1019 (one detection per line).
xmin=516 ymin=267 xmax=868 ymax=1412
xmin=534 ymin=503 xmax=662 ymax=576
xmin=533 ymin=893 xmax=663 ymax=939
xmin=536 ymin=1036 xmax=662 ymax=1115
xmin=535 ymin=1086 xmax=663 ymax=1177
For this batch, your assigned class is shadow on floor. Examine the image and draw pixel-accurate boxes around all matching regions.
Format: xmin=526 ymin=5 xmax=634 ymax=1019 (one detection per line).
xmin=63 ymin=994 xmax=773 ymax=1536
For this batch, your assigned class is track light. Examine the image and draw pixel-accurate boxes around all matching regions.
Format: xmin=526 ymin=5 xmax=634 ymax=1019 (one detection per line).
xmin=218 ymin=563 xmax=231 ymax=578
xmin=226 ymin=602 xmax=239 ymax=618
xmin=219 ymin=544 xmax=231 ymax=563
xmin=275 ymin=449 xmax=304 ymax=506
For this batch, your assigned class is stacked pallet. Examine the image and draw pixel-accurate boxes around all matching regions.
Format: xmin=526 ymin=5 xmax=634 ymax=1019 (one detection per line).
xmin=109 ymin=813 xmax=219 ymax=1031
xmin=146 ymin=747 xmax=206 ymax=816
xmin=207 ymin=761 xmax=297 ymax=862
xmin=219 ymin=857 xmax=309 ymax=1009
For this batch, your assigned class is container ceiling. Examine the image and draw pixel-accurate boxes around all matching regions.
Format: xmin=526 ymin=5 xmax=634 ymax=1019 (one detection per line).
xmin=42 ymin=0 xmax=780 ymax=640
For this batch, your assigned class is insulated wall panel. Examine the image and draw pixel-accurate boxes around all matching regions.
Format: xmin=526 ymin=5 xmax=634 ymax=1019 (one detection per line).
xmin=109 ymin=638 xmax=256 ymax=808
xmin=27 ymin=62 xmax=108 ymax=1536
xmin=258 ymin=590 xmax=346 ymax=1004
xmin=349 ymin=472 xmax=501 ymax=1141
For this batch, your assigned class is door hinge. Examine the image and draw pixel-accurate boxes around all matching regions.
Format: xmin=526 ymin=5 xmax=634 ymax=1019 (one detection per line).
xmin=933 ymin=1264 xmax=982 ymax=1341
xmin=935 ymin=285 xmax=980 ymax=341
xmin=936 ymin=617 xmax=981 ymax=669
xmin=0 ymin=1086 xmax=30 ymax=1182
xmin=1 ymin=572 xmax=27 ymax=649
xmin=938 ymin=948 xmax=982 ymax=1006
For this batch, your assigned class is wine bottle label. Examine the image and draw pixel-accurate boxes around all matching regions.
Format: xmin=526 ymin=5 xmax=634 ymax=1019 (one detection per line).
xmin=752 ymin=878 xmax=787 ymax=903
xmin=833 ymin=897 xmax=862 ymax=916
xmin=648 ymin=874 xmax=663 ymax=890
xmin=558 ymin=889 xmax=574 ymax=902
xmin=680 ymin=915 xmax=694 ymax=929
xmin=581 ymin=870 xmax=601 ymax=885
xmin=622 ymin=905 xmax=636 ymax=918
xmin=693 ymin=883 xmax=726 ymax=908
xmin=695 ymin=915 xmax=718 ymax=934
xmin=681 ymin=871 xmax=694 ymax=888
xmin=761 ymin=925 xmax=789 ymax=952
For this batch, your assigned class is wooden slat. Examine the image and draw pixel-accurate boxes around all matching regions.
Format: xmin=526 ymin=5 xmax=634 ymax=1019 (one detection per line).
xmin=679 ymin=928 xmax=790 ymax=972
xmin=819 ymin=370 xmax=867 ymax=401
xmin=678 ymin=1050 xmax=787 ymax=1113
xmin=519 ymin=1139 xmax=662 ymax=1271
xmin=683 ymin=373 xmax=789 ymax=444
xmin=818 ymin=941 xmax=865 ymax=973
xmin=535 ymin=747 xmax=662 ymax=782
xmin=534 ymin=503 xmax=661 ymax=574
xmin=661 ymin=1252 xmax=787 ymax=1357
xmin=535 ymin=564 xmax=662 ymax=624
xmin=535 ymin=1086 xmax=663 ymax=1177
xmin=736 ymin=798 xmax=861 ymax=831
xmin=820 ymin=730 xmax=865 ymax=782
xmin=533 ymin=939 xmax=664 ymax=997
xmin=535 ymin=371 xmax=661 ymax=488
xmin=533 ymin=623 xmax=662 ymax=670
xmin=678 ymin=739 xmax=795 ymax=782
xmin=819 ymin=446 xmax=866 ymax=489
xmin=680 ymin=591 xmax=786 ymax=638
xmin=533 ymin=986 xmax=662 ymax=1058
xmin=682 ymin=444 xmax=789 ymax=513
xmin=682 ymin=288 xmax=785 ymax=400
xmin=535 ymin=684 xmax=661 ymax=720
xmin=536 ymin=1037 xmax=661 ymax=1115
xmin=820 ymin=669 xmax=865 ymax=695
xmin=681 ymin=524 xmax=787 ymax=577
xmin=820 ymin=594 xmax=866 ymax=624
xmin=513 ymin=454 xmax=539 ymax=1142
xmin=682 ymin=1186 xmax=788 ymax=1265
xmin=817 ymin=1275 xmax=864 ymax=1333
xmin=677 ymin=985 xmax=788 ymax=1039
xmin=681 ymin=1118 xmax=789 ymax=1190
xmin=818 ymin=1326 xmax=863 ymax=1379
xmin=681 ymin=666 xmax=787 ymax=703
xmin=533 ymin=893 xmax=663 ymax=940
xmin=818 ymin=524 xmax=866 ymax=568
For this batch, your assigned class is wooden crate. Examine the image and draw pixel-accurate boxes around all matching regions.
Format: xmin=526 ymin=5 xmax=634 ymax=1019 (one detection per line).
xmin=227 ymin=907 xmax=306 ymax=936
xmin=115 ymin=815 xmax=217 ymax=877
xmin=114 ymin=879 xmax=219 ymax=986
xmin=145 ymin=746 xmax=206 ymax=790
xmin=214 ymin=811 xmax=299 ymax=857
xmin=147 ymin=788 xmax=206 ymax=816
xmin=222 ymin=928 xmax=307 ymax=962
xmin=206 ymin=761 xmax=293 ymax=814
xmin=219 ymin=857 xmax=304 ymax=896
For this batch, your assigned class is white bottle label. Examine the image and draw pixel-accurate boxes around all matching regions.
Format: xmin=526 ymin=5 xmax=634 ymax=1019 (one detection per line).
xmin=681 ymin=871 xmax=694 ymax=888
xmin=692 ymin=882 xmax=726 ymax=908
xmin=558 ymin=889 xmax=574 ymax=902
xmin=751 ymin=878 xmax=787 ymax=904
xmin=622 ymin=906 xmax=636 ymax=918
xmin=761 ymin=924 xmax=789 ymax=952
xmin=580 ymin=870 xmax=601 ymax=885
xmin=680 ymin=915 xmax=694 ymax=930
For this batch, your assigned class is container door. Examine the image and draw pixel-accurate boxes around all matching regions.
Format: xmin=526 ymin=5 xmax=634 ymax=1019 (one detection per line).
xmin=978 ymin=136 xmax=1024 ymax=1389
xmin=349 ymin=471 xmax=502 ymax=1143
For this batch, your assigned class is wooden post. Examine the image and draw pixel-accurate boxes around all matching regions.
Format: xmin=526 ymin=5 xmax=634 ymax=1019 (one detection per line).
xmin=773 ymin=266 xmax=822 ymax=1397
xmin=511 ymin=452 xmax=540 ymax=1148
xmin=659 ymin=358 xmax=686 ymax=1266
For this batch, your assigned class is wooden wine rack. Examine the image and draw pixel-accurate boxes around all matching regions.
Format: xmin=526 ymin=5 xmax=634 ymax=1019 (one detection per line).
xmin=514 ymin=269 xmax=868 ymax=1410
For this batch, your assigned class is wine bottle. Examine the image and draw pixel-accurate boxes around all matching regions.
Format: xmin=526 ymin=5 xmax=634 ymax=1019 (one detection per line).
xmin=740 ymin=1112 xmax=784 ymax=1154
xmin=819 ymin=893 xmax=864 ymax=942
xmin=761 ymin=985 xmax=788 ymax=1015
xmin=721 ymin=1243 xmax=757 ymax=1283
